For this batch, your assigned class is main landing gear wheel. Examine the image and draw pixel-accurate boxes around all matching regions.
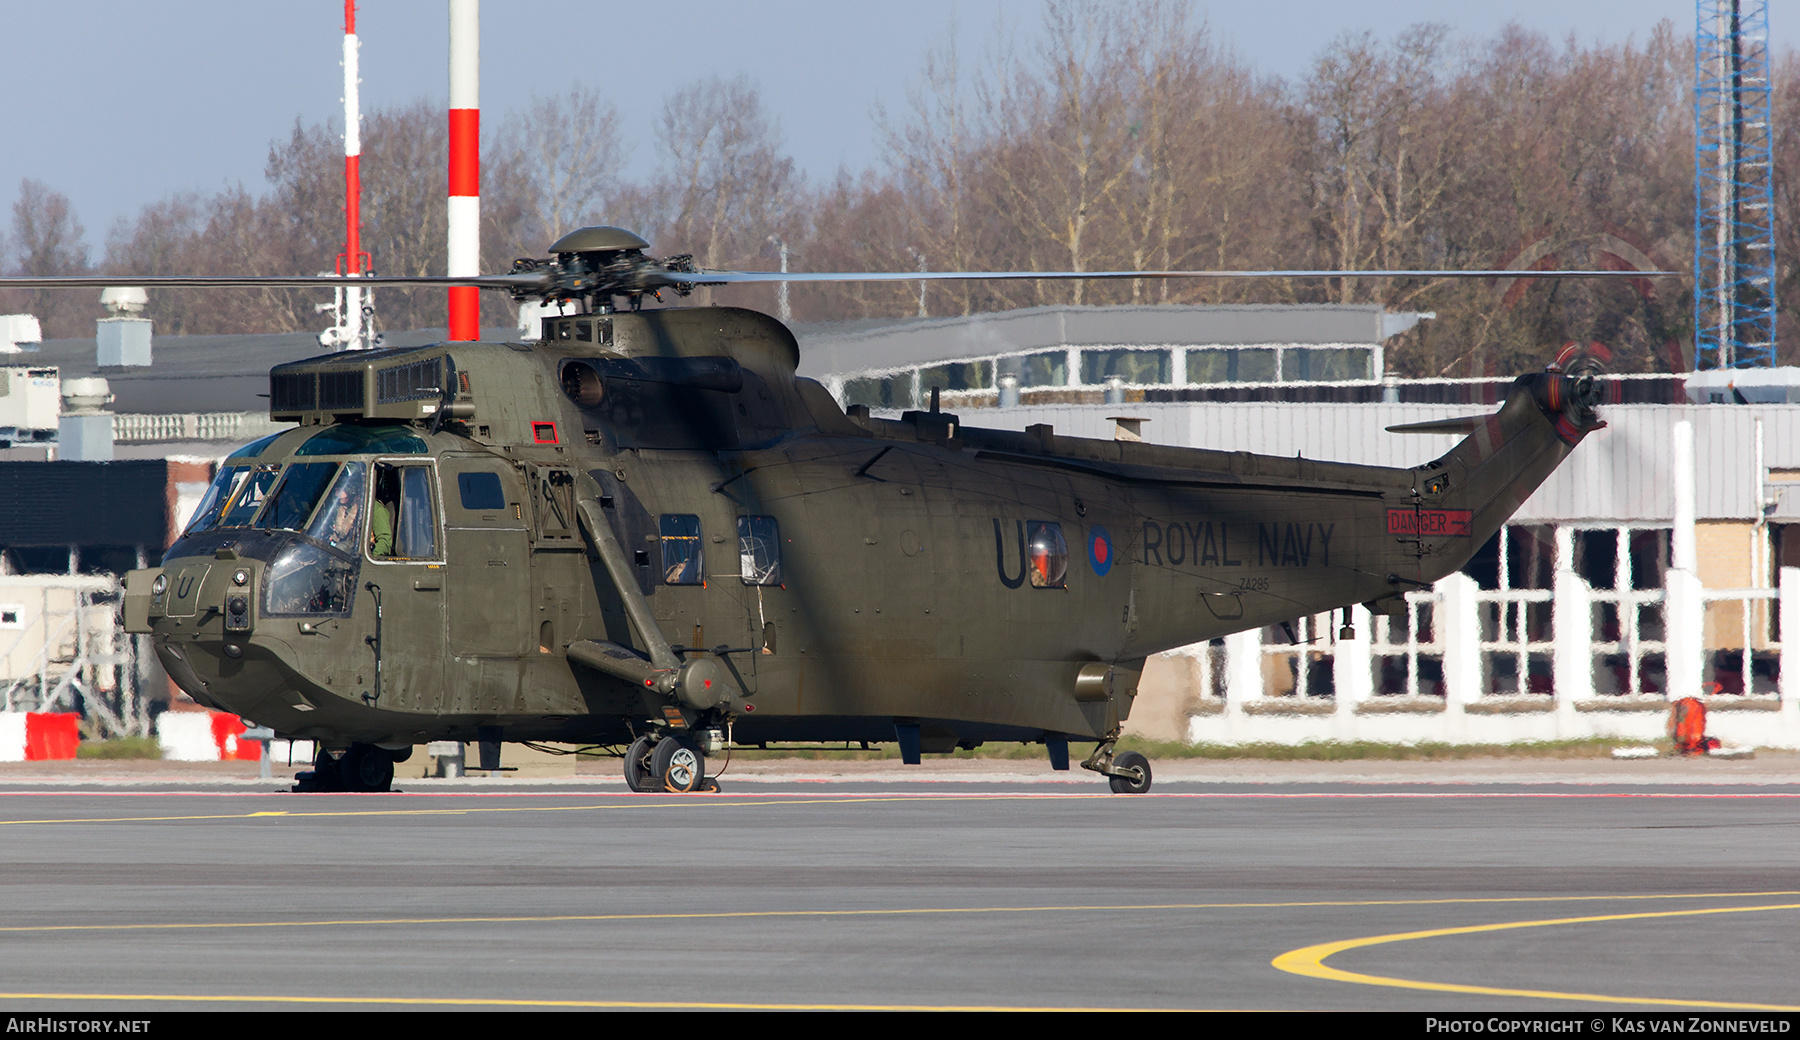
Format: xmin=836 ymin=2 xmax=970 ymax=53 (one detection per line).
xmin=1107 ymin=750 xmax=1152 ymax=794
xmin=291 ymin=746 xmax=344 ymax=792
xmin=651 ymin=734 xmax=705 ymax=793
xmin=339 ymin=743 xmax=395 ymax=793
xmin=623 ymin=735 xmax=655 ymax=792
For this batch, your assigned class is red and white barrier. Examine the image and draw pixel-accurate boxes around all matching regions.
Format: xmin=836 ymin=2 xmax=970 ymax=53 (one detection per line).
xmin=0 ymin=712 xmax=80 ymax=762
xmin=157 ymin=711 xmax=262 ymax=762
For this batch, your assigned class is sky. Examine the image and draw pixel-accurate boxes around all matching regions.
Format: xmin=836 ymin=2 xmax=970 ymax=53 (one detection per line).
xmin=0 ymin=0 xmax=1785 ymax=259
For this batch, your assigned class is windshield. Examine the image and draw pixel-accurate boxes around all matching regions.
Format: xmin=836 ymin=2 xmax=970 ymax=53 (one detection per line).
xmin=217 ymin=465 xmax=281 ymax=528
xmin=184 ymin=464 xmax=249 ymax=536
xmin=305 ymin=462 xmax=368 ymax=556
xmin=255 ymin=462 xmax=340 ymax=533
xmin=263 ymin=539 xmax=359 ymax=618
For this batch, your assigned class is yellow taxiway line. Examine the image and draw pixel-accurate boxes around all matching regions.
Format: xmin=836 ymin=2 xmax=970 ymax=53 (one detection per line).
xmin=3 ymin=891 xmax=1799 ymax=937
xmin=1273 ymin=901 xmax=1800 ymax=1010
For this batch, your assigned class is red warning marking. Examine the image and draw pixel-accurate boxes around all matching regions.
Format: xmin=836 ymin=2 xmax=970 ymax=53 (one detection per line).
xmin=532 ymin=422 xmax=559 ymax=444
xmin=1386 ymin=509 xmax=1473 ymax=537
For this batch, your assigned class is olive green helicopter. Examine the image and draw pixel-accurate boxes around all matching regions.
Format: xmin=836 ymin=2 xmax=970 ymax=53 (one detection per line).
xmin=4 ymin=228 xmax=1648 ymax=793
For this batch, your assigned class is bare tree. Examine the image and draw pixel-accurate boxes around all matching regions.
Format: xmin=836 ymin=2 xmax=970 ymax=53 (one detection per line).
xmin=642 ymin=76 xmax=801 ymax=308
xmin=1300 ymin=25 xmax=1473 ymax=308
xmin=495 ymin=85 xmax=627 ymax=248
xmin=4 ymin=180 xmax=91 ymax=337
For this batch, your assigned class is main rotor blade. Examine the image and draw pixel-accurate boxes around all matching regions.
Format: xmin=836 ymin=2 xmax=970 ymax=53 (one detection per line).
xmin=666 ymin=268 xmax=1674 ymax=284
xmin=0 ymin=273 xmax=547 ymax=290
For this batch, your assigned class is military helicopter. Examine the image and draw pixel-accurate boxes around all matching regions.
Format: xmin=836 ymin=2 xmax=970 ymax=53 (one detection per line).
xmin=8 ymin=228 xmax=1644 ymax=793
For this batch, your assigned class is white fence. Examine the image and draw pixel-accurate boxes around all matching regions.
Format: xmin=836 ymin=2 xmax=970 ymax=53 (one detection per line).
xmin=112 ymin=412 xmax=288 ymax=443
xmin=1181 ymin=559 xmax=1798 ymax=747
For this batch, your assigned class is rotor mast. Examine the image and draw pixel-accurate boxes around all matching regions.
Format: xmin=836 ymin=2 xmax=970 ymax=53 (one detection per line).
xmin=447 ymin=0 xmax=480 ymax=340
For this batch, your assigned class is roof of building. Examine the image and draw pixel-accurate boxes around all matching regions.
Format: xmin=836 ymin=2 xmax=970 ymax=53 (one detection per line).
xmin=18 ymin=326 xmax=516 ymax=414
xmin=951 ymin=399 xmax=1800 ymax=523
xmin=793 ymin=304 xmax=1426 ymax=379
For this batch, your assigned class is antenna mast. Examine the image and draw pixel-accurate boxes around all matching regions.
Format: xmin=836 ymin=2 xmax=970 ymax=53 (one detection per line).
xmin=1694 ymin=0 xmax=1776 ymax=370
xmin=322 ymin=0 xmax=377 ymax=351
xmin=447 ymin=0 xmax=480 ymax=340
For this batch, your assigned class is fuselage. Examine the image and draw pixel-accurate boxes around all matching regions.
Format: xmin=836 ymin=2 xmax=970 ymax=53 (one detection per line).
xmin=126 ymin=307 xmax=1594 ymax=752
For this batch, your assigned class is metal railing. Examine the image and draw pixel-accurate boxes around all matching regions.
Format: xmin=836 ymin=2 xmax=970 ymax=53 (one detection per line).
xmin=1701 ymin=587 xmax=1781 ymax=696
xmin=1371 ymin=590 xmax=1445 ymax=697
xmin=1476 ymin=588 xmax=1554 ymax=696
xmin=111 ymin=412 xmax=290 ymax=443
xmin=1589 ymin=587 xmax=1668 ymax=696
xmin=1258 ymin=612 xmax=1339 ymax=698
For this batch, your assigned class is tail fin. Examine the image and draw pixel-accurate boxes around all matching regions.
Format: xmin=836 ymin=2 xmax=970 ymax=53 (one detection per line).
xmin=1406 ymin=359 xmax=1606 ymax=577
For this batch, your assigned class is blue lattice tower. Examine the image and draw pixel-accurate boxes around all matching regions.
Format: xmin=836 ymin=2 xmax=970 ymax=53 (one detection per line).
xmin=1694 ymin=0 xmax=1777 ymax=370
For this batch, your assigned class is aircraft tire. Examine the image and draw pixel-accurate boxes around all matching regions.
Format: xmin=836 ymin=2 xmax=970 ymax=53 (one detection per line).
xmin=309 ymin=747 xmax=344 ymax=792
xmin=652 ymin=734 xmax=705 ymax=793
xmin=623 ymin=735 xmax=655 ymax=792
xmin=340 ymin=743 xmax=395 ymax=793
xmin=1107 ymin=751 xmax=1152 ymax=794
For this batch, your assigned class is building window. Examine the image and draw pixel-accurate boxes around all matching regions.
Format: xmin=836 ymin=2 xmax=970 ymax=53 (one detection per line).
xmin=1293 ymin=347 xmax=1373 ymax=381
xmin=1081 ymin=348 xmax=1170 ymax=386
xmin=917 ymin=360 xmax=993 ymax=394
xmin=1008 ymin=351 xmax=1070 ymax=388
xmin=843 ymin=374 xmax=914 ymax=410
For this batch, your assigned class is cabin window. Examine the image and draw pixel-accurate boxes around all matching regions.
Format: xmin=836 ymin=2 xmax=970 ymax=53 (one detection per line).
xmin=1027 ymin=521 xmax=1068 ymax=589
xmin=370 ymin=462 xmax=440 ymax=560
xmin=660 ymin=514 xmax=703 ymax=585
xmin=457 ymin=472 xmax=506 ymax=511
xmin=738 ymin=516 xmax=782 ymax=586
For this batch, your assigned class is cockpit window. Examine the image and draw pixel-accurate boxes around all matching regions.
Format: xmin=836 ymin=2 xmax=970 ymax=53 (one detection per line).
xmin=660 ymin=514 xmax=703 ymax=585
xmin=738 ymin=515 xmax=781 ymax=585
xmin=254 ymin=462 xmax=340 ymax=533
xmin=218 ymin=465 xmax=282 ymax=528
xmin=1027 ymin=521 xmax=1068 ymax=589
xmin=369 ymin=462 xmax=440 ymax=560
xmin=296 ymin=424 xmax=428 ymax=457
xmin=263 ymin=540 xmax=358 ymax=618
xmin=184 ymin=464 xmax=250 ymax=535
xmin=227 ymin=432 xmax=285 ymax=460
xmin=304 ymin=462 xmax=368 ymax=556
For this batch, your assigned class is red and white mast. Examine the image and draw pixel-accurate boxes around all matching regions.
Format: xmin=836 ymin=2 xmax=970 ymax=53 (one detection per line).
xmin=447 ymin=0 xmax=480 ymax=341
xmin=338 ymin=0 xmax=371 ymax=350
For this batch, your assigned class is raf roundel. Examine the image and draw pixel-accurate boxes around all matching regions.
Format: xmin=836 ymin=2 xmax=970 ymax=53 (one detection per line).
xmin=1089 ymin=525 xmax=1113 ymax=577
